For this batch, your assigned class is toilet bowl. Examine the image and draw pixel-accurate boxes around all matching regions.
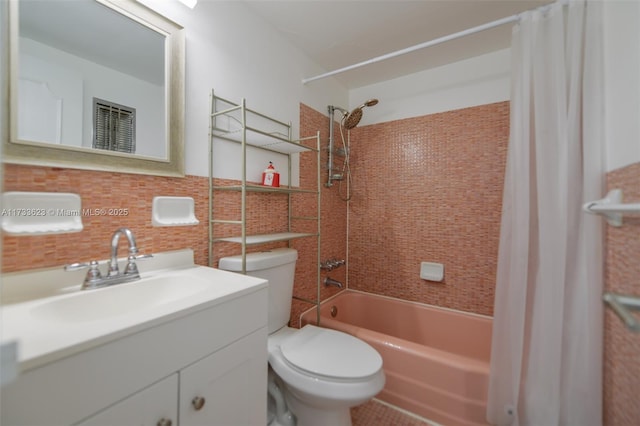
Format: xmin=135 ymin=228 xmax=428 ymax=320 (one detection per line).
xmin=268 ymin=325 xmax=384 ymax=425
xmin=219 ymin=248 xmax=385 ymax=426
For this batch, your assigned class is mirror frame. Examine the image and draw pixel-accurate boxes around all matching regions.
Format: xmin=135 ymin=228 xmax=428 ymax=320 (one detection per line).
xmin=5 ymin=0 xmax=185 ymax=177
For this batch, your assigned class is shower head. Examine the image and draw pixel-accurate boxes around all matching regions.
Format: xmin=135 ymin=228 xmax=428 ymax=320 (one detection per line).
xmin=361 ymin=99 xmax=379 ymax=108
xmin=342 ymin=98 xmax=379 ymax=130
xmin=343 ymin=109 xmax=363 ymax=130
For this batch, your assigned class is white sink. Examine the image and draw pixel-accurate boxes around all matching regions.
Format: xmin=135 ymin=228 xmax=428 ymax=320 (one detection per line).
xmin=0 ymin=249 xmax=268 ymax=371
xmin=30 ymin=273 xmax=211 ymax=323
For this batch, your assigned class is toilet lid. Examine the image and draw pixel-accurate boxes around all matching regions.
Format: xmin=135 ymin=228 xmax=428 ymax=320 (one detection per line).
xmin=280 ymin=325 xmax=382 ymax=380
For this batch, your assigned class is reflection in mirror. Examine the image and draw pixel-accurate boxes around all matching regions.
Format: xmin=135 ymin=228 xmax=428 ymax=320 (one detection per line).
xmin=18 ymin=0 xmax=165 ymax=158
xmin=6 ymin=0 xmax=185 ymax=177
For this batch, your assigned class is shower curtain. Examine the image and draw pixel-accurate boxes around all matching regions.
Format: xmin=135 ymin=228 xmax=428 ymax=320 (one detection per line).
xmin=487 ymin=1 xmax=604 ymax=425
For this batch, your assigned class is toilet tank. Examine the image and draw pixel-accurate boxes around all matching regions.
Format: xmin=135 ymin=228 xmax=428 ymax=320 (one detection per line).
xmin=218 ymin=248 xmax=297 ymax=334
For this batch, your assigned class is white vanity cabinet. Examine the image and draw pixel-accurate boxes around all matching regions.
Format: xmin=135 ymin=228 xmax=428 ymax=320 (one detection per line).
xmin=77 ymin=374 xmax=179 ymax=426
xmin=1 ymin=281 xmax=268 ymax=426
xmin=179 ymin=329 xmax=267 ymax=425
xmin=78 ymin=327 xmax=267 ymax=426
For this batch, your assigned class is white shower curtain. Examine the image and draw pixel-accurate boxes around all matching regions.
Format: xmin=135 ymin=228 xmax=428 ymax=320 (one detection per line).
xmin=487 ymin=1 xmax=605 ymax=425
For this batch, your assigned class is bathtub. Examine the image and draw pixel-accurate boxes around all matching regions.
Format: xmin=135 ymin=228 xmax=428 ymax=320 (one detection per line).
xmin=300 ymin=290 xmax=492 ymax=426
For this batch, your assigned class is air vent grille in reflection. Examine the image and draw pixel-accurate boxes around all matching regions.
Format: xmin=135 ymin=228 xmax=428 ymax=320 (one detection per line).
xmin=93 ymin=97 xmax=136 ymax=154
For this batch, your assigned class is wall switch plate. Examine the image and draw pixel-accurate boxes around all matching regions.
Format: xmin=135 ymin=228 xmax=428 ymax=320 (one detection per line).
xmin=420 ymin=262 xmax=444 ymax=282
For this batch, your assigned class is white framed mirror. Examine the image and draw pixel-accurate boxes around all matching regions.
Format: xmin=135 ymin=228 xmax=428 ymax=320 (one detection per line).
xmin=5 ymin=0 xmax=185 ymax=177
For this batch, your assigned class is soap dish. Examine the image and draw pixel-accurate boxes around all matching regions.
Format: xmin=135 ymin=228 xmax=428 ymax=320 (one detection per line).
xmin=152 ymin=196 xmax=199 ymax=227
xmin=1 ymin=192 xmax=83 ymax=235
xmin=420 ymin=262 xmax=444 ymax=282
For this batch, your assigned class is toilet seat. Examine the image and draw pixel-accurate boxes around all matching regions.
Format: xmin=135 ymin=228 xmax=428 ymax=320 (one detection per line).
xmin=279 ymin=325 xmax=382 ymax=380
xmin=268 ymin=325 xmax=385 ymax=409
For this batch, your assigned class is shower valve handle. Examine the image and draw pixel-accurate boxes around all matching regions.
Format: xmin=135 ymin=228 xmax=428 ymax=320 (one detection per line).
xmin=320 ymin=258 xmax=346 ymax=271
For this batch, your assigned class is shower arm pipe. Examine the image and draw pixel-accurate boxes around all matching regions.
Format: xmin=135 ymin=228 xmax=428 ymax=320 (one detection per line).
xmin=302 ymin=0 xmax=568 ymax=85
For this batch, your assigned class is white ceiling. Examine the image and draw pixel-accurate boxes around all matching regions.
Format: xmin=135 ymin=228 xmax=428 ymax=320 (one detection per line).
xmin=243 ymin=0 xmax=553 ymax=89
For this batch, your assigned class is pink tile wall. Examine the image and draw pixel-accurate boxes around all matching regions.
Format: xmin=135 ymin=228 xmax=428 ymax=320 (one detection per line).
xmin=290 ymin=104 xmax=347 ymax=326
xmin=1 ymin=165 xmax=291 ymax=273
xmin=210 ymin=177 xmax=290 ymax=264
xmin=347 ymin=102 xmax=510 ymax=316
xmin=2 ymin=165 xmax=210 ymax=270
xmin=603 ymin=161 xmax=640 ymax=425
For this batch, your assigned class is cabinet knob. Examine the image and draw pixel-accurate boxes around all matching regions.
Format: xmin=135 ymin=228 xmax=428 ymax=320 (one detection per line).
xmin=192 ymin=396 xmax=206 ymax=411
xmin=156 ymin=418 xmax=172 ymax=426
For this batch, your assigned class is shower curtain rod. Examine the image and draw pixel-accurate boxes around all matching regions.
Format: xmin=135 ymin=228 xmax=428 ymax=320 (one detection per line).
xmin=301 ymin=0 xmax=567 ymax=85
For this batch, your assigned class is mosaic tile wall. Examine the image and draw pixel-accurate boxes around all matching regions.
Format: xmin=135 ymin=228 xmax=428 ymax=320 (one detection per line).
xmin=347 ymin=102 xmax=510 ymax=316
xmin=209 ymin=177 xmax=290 ymax=264
xmin=2 ymin=165 xmax=210 ymax=271
xmin=1 ymin=166 xmax=292 ymax=273
xmin=603 ymin=161 xmax=640 ymax=425
xmin=290 ymin=104 xmax=348 ymax=325
xmin=2 ymin=102 xmax=509 ymax=320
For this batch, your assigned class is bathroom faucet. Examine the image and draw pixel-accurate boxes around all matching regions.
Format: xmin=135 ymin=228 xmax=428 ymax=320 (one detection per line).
xmin=65 ymin=227 xmax=151 ymax=290
xmin=108 ymin=227 xmax=139 ymax=277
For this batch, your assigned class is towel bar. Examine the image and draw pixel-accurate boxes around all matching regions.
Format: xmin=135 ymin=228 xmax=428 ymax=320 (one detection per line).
xmin=583 ymin=189 xmax=640 ymax=227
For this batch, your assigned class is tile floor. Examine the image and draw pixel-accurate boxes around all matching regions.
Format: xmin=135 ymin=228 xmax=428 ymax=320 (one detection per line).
xmin=351 ymin=399 xmax=436 ymax=426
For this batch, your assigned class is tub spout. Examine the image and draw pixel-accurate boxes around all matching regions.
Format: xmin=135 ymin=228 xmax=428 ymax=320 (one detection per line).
xmin=324 ymin=277 xmax=343 ymax=288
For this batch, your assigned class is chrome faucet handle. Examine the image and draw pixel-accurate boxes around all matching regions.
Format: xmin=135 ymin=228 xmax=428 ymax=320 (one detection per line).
xmin=65 ymin=260 xmax=104 ymax=289
xmin=123 ymin=253 xmax=153 ymax=276
xmin=320 ymin=258 xmax=346 ymax=271
xmin=65 ymin=260 xmax=101 ymax=277
xmin=107 ymin=252 xmax=151 ymax=277
xmin=84 ymin=260 xmax=103 ymax=286
xmin=64 ymin=262 xmax=90 ymax=271
xmin=333 ymin=259 xmax=346 ymax=267
xmin=320 ymin=260 xmax=334 ymax=270
xmin=124 ymin=255 xmax=140 ymax=276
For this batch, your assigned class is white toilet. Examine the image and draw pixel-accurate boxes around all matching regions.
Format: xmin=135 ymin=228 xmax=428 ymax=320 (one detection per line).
xmin=219 ymin=248 xmax=385 ymax=426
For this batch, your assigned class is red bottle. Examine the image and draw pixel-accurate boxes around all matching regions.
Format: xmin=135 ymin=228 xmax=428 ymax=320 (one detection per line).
xmin=261 ymin=161 xmax=280 ymax=187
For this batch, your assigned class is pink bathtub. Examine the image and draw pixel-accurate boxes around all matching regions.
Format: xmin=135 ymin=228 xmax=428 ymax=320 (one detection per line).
xmin=301 ymin=290 xmax=492 ymax=426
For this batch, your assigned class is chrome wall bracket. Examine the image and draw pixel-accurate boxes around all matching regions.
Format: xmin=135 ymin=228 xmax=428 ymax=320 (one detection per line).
xmin=604 ymin=292 xmax=640 ymax=333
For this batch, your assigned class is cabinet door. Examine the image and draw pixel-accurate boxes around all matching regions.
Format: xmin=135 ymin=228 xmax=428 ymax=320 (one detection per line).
xmin=76 ymin=374 xmax=178 ymax=426
xmin=180 ymin=327 xmax=267 ymax=426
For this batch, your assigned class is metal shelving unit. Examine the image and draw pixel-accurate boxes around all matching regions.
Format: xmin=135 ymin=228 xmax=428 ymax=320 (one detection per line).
xmin=208 ymin=90 xmax=321 ymax=321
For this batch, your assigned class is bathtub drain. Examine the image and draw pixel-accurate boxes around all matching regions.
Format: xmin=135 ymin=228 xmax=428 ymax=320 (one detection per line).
xmin=330 ymin=306 xmax=338 ymax=317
